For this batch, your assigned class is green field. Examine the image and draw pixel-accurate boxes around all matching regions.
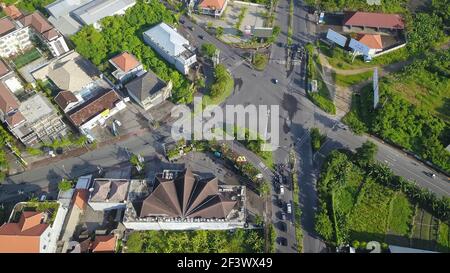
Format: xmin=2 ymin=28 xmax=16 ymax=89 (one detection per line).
xmin=13 ymin=48 xmax=42 ymax=68
xmin=333 ymin=71 xmax=374 ymax=87
xmin=388 ymin=193 xmax=414 ymax=236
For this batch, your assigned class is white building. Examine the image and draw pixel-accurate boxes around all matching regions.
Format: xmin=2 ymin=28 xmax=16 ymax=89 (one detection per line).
xmin=143 ymin=23 xmax=197 ymax=75
xmin=0 ymin=18 xmax=32 ymax=58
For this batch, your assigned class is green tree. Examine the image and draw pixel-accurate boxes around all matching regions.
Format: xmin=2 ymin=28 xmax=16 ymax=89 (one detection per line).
xmin=355 ymin=140 xmax=378 ymax=167
xmin=201 ymin=43 xmax=217 ymax=59
xmin=216 ymin=26 xmax=224 ymax=37
xmin=58 ymin=179 xmax=73 ymax=192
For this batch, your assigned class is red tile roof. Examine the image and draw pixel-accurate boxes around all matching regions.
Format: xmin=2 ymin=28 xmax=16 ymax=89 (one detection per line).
xmin=0 ymin=17 xmax=16 ymax=36
xmin=74 ymin=189 xmax=89 ymax=210
xmin=199 ymin=0 xmax=226 ymax=10
xmin=0 ymin=211 xmax=49 ymax=253
xmin=3 ymin=5 xmax=23 ymax=20
xmin=90 ymin=235 xmax=117 ymax=253
xmin=20 ymin=12 xmax=53 ymax=34
xmin=357 ymin=34 xmax=383 ymax=49
xmin=0 ymin=82 xmax=19 ymax=114
xmin=344 ymin=12 xmax=404 ymax=30
xmin=0 ymin=60 xmax=10 ymax=78
xmin=68 ymin=90 xmax=120 ymax=127
xmin=5 ymin=111 xmax=25 ymax=128
xmin=110 ymin=52 xmax=140 ymax=73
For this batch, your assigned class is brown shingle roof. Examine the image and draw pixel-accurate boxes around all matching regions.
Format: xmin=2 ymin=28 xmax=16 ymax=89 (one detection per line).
xmin=0 ymin=211 xmax=49 ymax=253
xmin=140 ymin=168 xmax=237 ymax=219
xmin=0 ymin=17 xmax=16 ymax=36
xmin=74 ymin=189 xmax=89 ymax=210
xmin=20 ymin=12 xmax=53 ymax=34
xmin=68 ymin=90 xmax=120 ymax=127
xmin=343 ymin=12 xmax=404 ymax=29
xmin=110 ymin=52 xmax=140 ymax=73
xmin=0 ymin=82 xmax=19 ymax=114
xmin=54 ymin=90 xmax=78 ymax=111
xmin=3 ymin=5 xmax=23 ymax=20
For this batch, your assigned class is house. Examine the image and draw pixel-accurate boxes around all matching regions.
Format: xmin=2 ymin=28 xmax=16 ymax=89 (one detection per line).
xmin=197 ymin=0 xmax=228 ymax=17
xmin=71 ymin=0 xmax=137 ymax=30
xmin=47 ymin=0 xmax=136 ymax=34
xmin=0 ymin=82 xmax=23 ymax=129
xmin=87 ymin=178 xmax=130 ymax=211
xmin=54 ymin=90 xmax=80 ymax=113
xmin=125 ymin=70 xmax=172 ymax=110
xmin=7 ymin=92 xmax=69 ymax=146
xmin=357 ymin=34 xmax=383 ymax=56
xmin=68 ymin=234 xmax=117 ymax=253
xmin=2 ymin=5 xmax=23 ymax=20
xmin=19 ymin=11 xmax=70 ymax=57
xmin=67 ymin=90 xmax=126 ymax=132
xmin=0 ymin=17 xmax=32 ymax=57
xmin=123 ymin=168 xmax=247 ymax=230
xmin=109 ymin=52 xmax=143 ymax=83
xmin=31 ymin=51 xmax=106 ymax=98
xmin=343 ymin=12 xmax=404 ymax=33
xmin=143 ymin=22 xmax=197 ymax=75
xmin=0 ymin=211 xmax=52 ymax=253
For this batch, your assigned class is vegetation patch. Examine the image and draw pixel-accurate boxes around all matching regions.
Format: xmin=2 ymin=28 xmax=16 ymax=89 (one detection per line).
xmin=203 ymin=64 xmax=234 ymax=107
xmin=12 ymin=48 xmax=41 ymax=68
xmin=252 ymin=53 xmax=268 ymax=71
xmin=125 ymin=229 xmax=265 ymax=253
xmin=333 ymin=70 xmax=373 ymax=87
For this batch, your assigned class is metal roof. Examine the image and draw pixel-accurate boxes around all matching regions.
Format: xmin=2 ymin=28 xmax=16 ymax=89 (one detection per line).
xmin=143 ymin=22 xmax=189 ymax=57
xmin=72 ymin=0 xmax=136 ymax=26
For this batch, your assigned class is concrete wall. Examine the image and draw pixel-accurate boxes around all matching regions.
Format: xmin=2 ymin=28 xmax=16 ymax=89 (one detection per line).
xmin=123 ymin=221 xmax=245 ymax=230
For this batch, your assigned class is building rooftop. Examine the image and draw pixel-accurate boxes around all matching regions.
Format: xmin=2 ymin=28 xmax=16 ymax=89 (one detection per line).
xmin=125 ymin=71 xmax=167 ymax=102
xmin=54 ymin=90 xmax=79 ymax=111
xmin=140 ymin=168 xmax=237 ymax=219
xmin=0 ymin=17 xmax=17 ymax=36
xmin=20 ymin=11 xmax=54 ymax=34
xmin=144 ymin=22 xmax=190 ymax=57
xmin=72 ymin=0 xmax=136 ymax=26
xmin=3 ymin=5 xmax=23 ymax=20
xmin=48 ymin=59 xmax=94 ymax=92
xmin=0 ymin=211 xmax=49 ymax=253
xmin=343 ymin=12 xmax=404 ymax=30
xmin=199 ymin=0 xmax=226 ymax=10
xmin=67 ymin=90 xmax=120 ymax=127
xmin=18 ymin=93 xmax=55 ymax=124
xmin=0 ymin=59 xmax=11 ymax=78
xmin=0 ymin=82 xmax=19 ymax=114
xmin=89 ymin=178 xmax=130 ymax=203
xmin=357 ymin=34 xmax=383 ymax=49
xmin=110 ymin=52 xmax=141 ymax=73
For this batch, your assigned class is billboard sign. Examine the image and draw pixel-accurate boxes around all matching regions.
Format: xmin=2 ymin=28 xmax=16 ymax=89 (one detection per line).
xmin=373 ymin=68 xmax=379 ymax=109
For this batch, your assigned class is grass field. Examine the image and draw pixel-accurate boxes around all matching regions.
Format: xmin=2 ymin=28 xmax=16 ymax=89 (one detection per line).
xmin=334 ymin=71 xmax=374 ymax=87
xmin=317 ymin=41 xmax=409 ymax=71
xmin=13 ymin=48 xmax=42 ymax=68
xmin=348 ymin=179 xmax=395 ymax=242
xmin=411 ymin=208 xmax=440 ymax=250
xmin=387 ymin=193 xmax=414 ymax=237
xmin=437 ymin=222 xmax=450 ymax=252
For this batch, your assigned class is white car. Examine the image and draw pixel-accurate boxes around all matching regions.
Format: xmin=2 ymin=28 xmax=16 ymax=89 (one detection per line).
xmin=279 ymin=185 xmax=285 ymax=195
xmin=287 ymin=203 xmax=292 ymax=214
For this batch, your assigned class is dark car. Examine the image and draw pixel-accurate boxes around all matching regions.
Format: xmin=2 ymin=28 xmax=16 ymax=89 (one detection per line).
xmin=188 ymin=26 xmax=195 ymax=31
xmin=272 ymin=79 xmax=279 ymax=84
xmin=277 ymin=237 xmax=288 ymax=246
xmin=278 ymin=42 xmax=283 ymax=47
xmin=278 ymin=221 xmax=287 ymax=232
xmin=274 ymin=196 xmax=283 ymax=208
xmin=179 ymin=19 xmax=185 ymax=24
xmin=198 ymin=35 xmax=204 ymax=39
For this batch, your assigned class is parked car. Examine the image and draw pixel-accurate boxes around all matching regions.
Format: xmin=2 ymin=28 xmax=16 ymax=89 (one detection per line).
xmin=275 ymin=196 xmax=283 ymax=207
xmin=277 ymin=237 xmax=288 ymax=246
xmin=179 ymin=19 xmax=185 ymax=24
xmin=188 ymin=26 xmax=195 ymax=31
xmin=278 ymin=221 xmax=287 ymax=232
xmin=286 ymin=203 xmax=292 ymax=214
xmin=198 ymin=35 xmax=204 ymax=39
xmin=281 ymin=212 xmax=287 ymax=220
xmin=40 ymin=194 xmax=47 ymax=202
xmin=272 ymin=79 xmax=279 ymax=84
xmin=279 ymin=185 xmax=285 ymax=195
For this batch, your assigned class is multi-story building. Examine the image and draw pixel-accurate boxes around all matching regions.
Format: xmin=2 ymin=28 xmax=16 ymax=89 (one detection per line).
xmin=109 ymin=52 xmax=144 ymax=83
xmin=143 ymin=22 xmax=197 ymax=75
xmin=0 ymin=17 xmax=32 ymax=58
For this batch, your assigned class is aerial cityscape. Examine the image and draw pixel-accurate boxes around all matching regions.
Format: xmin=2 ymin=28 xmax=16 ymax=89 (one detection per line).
xmin=0 ymin=0 xmax=448 ymax=256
